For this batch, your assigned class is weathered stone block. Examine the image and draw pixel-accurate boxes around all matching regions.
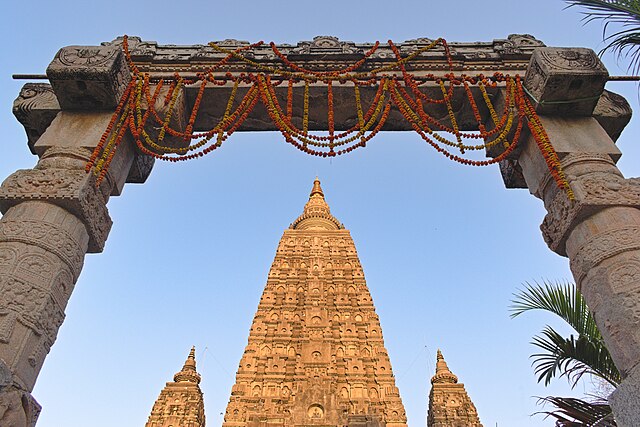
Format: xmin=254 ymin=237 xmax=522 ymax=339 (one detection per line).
xmin=524 ymin=47 xmax=608 ymax=116
xmin=12 ymin=84 xmax=60 ymax=155
xmin=593 ymin=89 xmax=633 ymax=142
xmin=498 ymin=159 xmax=527 ymax=189
xmin=47 ymin=45 xmax=130 ymax=110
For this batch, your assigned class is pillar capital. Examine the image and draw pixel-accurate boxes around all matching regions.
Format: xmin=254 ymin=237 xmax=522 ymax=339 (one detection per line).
xmin=46 ymin=44 xmax=130 ymax=110
xmin=524 ymin=47 xmax=608 ymax=116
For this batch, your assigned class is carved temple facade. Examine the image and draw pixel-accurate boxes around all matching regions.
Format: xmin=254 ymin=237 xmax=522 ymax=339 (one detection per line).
xmin=222 ymin=179 xmax=407 ymax=427
xmin=146 ymin=347 xmax=206 ymax=427
xmin=3 ymin=34 xmax=640 ymax=426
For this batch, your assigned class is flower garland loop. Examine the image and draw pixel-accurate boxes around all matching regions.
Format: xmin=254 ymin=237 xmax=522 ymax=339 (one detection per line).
xmin=87 ymin=35 xmax=574 ymax=200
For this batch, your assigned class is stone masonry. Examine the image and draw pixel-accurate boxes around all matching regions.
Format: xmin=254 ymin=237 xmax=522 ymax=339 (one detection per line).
xmin=223 ymin=179 xmax=407 ymax=427
xmin=427 ymin=350 xmax=482 ymax=427
xmin=145 ymin=347 xmax=206 ymax=427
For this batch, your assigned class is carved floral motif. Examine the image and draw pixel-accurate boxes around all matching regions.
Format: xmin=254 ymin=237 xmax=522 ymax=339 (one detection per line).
xmin=0 ymin=169 xmax=112 ymax=253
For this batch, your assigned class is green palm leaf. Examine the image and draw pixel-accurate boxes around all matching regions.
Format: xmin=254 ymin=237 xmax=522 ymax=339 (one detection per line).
xmin=565 ymin=0 xmax=640 ymax=73
xmin=510 ymin=281 xmax=621 ymax=388
xmin=537 ymin=396 xmax=616 ymax=426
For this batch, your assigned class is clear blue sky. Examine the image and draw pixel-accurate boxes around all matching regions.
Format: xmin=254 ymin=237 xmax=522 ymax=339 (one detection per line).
xmin=2 ymin=1 xmax=640 ymax=426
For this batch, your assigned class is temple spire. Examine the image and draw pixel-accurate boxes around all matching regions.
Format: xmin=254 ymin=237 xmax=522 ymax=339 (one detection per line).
xmin=146 ymin=347 xmax=205 ymax=427
xmin=431 ymin=349 xmax=458 ymax=384
xmin=173 ymin=346 xmax=201 ymax=384
xmin=290 ymin=178 xmax=343 ymax=230
xmin=310 ymin=176 xmax=324 ymax=198
xmin=427 ymin=349 xmax=482 ymax=427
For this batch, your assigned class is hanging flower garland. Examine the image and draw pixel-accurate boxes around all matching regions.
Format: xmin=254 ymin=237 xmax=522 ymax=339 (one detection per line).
xmin=86 ymin=35 xmax=573 ymax=200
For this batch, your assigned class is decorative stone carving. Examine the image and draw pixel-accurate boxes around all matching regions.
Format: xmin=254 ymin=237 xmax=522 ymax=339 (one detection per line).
xmin=0 ymin=219 xmax=84 ymax=279
xmin=12 ymin=84 xmax=60 ymax=155
xmin=0 ymin=388 xmax=40 ymax=427
xmin=103 ymin=36 xmax=157 ymax=61
xmin=493 ymin=34 xmax=545 ymax=57
xmin=223 ymin=179 xmax=406 ymax=427
xmin=288 ymin=36 xmax=363 ymax=59
xmin=570 ymin=226 xmax=640 ymax=287
xmin=47 ymin=44 xmax=131 ymax=110
xmin=0 ymin=169 xmax=112 ymax=253
xmin=593 ymin=89 xmax=633 ymax=142
xmin=524 ymin=47 xmax=608 ymax=116
xmin=541 ymin=173 xmax=640 ymax=255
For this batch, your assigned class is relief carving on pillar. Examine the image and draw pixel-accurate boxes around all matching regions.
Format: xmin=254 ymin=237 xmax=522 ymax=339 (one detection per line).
xmin=541 ymin=171 xmax=640 ymax=255
xmin=0 ymin=387 xmax=40 ymax=427
xmin=570 ymin=226 xmax=640 ymax=288
xmin=0 ymin=169 xmax=112 ymax=253
xmin=0 ymin=220 xmax=84 ymax=279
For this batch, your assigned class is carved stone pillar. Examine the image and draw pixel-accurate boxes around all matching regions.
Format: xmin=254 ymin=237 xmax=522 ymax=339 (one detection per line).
xmin=515 ymin=47 xmax=639 ymax=426
xmin=0 ymin=43 xmax=154 ymax=426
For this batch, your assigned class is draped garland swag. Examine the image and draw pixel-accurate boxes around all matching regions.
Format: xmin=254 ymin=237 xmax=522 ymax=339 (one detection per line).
xmin=86 ymin=35 xmax=574 ymax=200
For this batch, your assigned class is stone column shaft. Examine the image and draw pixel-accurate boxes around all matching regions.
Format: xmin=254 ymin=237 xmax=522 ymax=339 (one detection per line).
xmin=516 ymin=116 xmax=640 ymax=426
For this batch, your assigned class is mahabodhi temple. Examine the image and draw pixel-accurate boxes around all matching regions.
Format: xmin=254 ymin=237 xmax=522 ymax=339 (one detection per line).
xmin=1 ymin=34 xmax=640 ymax=426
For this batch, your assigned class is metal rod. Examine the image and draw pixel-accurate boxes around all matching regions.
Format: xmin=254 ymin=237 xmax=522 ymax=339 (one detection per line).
xmin=12 ymin=74 xmax=48 ymax=80
xmin=608 ymin=75 xmax=640 ymax=81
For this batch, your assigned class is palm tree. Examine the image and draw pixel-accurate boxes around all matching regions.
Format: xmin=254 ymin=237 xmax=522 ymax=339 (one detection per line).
xmin=565 ymin=0 xmax=640 ymax=73
xmin=510 ymin=281 xmax=621 ymax=426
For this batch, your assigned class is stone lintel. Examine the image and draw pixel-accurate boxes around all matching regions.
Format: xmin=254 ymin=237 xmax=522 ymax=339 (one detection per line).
xmin=524 ymin=47 xmax=608 ymax=116
xmin=46 ymin=45 xmax=130 ymax=110
xmin=103 ymin=34 xmax=544 ymax=72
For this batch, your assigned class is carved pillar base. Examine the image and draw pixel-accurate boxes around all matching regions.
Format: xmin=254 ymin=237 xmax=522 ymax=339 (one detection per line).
xmin=610 ymin=365 xmax=640 ymax=427
xmin=0 ymin=359 xmax=40 ymax=427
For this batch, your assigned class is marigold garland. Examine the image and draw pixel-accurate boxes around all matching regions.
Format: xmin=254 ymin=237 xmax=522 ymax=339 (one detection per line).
xmin=86 ymin=35 xmax=574 ymax=200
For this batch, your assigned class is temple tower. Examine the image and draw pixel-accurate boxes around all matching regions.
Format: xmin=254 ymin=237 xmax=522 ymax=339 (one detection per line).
xmin=223 ymin=178 xmax=407 ymax=427
xmin=427 ymin=350 xmax=482 ymax=427
xmin=145 ymin=347 xmax=206 ymax=427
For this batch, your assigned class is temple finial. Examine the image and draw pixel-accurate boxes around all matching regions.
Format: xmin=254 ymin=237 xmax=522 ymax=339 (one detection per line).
xmin=174 ymin=346 xmax=201 ymax=383
xmin=431 ymin=349 xmax=458 ymax=384
xmin=310 ymin=176 xmax=324 ymax=198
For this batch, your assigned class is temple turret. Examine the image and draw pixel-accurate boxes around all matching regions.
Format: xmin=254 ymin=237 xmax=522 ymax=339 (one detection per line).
xmin=145 ymin=347 xmax=206 ymax=427
xmin=427 ymin=350 xmax=482 ymax=427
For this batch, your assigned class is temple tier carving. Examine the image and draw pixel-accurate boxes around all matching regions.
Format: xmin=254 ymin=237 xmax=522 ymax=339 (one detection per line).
xmin=145 ymin=347 xmax=205 ymax=427
xmin=223 ymin=179 xmax=407 ymax=427
xmin=427 ymin=350 xmax=483 ymax=427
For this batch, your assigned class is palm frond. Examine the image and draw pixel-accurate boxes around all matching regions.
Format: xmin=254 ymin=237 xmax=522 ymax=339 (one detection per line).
xmin=510 ymin=281 xmax=621 ymax=387
xmin=536 ymin=396 xmax=616 ymax=426
xmin=510 ymin=281 xmax=599 ymax=338
xmin=565 ymin=0 xmax=640 ymax=73
xmin=530 ymin=326 xmax=621 ymax=388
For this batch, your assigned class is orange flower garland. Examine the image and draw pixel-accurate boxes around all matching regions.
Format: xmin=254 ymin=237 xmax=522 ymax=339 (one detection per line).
xmin=87 ymin=35 xmax=574 ymax=200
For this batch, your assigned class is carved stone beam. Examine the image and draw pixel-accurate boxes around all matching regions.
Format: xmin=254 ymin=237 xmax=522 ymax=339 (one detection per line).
xmin=518 ymin=47 xmax=639 ymax=427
